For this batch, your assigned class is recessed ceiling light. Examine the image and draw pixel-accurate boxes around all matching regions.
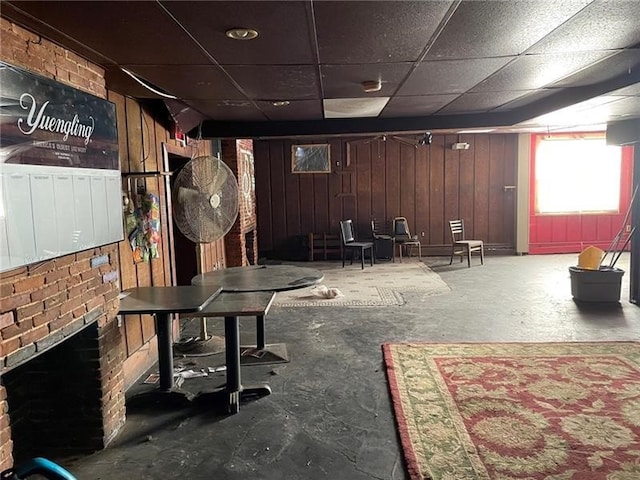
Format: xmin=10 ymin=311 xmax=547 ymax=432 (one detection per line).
xmin=225 ymin=28 xmax=259 ymax=40
xmin=361 ymin=80 xmax=382 ymax=93
xmin=272 ymin=101 xmax=290 ymax=107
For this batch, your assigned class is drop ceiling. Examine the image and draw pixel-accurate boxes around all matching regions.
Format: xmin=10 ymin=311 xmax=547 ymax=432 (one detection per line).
xmin=2 ymin=0 xmax=639 ymax=139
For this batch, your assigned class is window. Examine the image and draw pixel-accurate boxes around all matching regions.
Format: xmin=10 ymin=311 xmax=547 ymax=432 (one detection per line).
xmin=535 ymin=136 xmax=622 ymax=214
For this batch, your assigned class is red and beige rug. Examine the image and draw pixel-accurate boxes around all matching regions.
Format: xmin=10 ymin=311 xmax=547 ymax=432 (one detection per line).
xmin=382 ymin=342 xmax=640 ymax=480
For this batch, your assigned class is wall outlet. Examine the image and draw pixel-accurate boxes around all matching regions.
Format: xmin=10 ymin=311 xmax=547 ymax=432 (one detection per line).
xmin=421 ymin=231 xmax=425 ymax=237
xmin=626 ymin=225 xmax=632 ymax=232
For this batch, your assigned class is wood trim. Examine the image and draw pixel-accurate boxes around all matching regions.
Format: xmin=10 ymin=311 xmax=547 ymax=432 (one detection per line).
xmin=161 ymin=142 xmax=178 ymax=287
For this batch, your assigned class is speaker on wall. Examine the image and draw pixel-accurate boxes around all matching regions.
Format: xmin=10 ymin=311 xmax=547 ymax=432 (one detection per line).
xmin=606 ymin=119 xmax=640 ymax=146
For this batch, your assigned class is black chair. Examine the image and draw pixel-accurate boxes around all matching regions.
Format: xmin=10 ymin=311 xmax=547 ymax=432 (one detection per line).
xmin=371 ymin=219 xmax=394 ymax=260
xmin=339 ymin=220 xmax=374 ymax=269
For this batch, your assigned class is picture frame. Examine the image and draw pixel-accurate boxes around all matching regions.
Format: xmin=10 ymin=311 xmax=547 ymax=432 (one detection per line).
xmin=291 ymin=144 xmax=331 ymax=173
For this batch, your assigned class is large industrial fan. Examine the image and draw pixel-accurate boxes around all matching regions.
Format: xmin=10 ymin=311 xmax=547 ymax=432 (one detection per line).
xmin=172 ymin=155 xmax=239 ymax=244
xmin=172 ymin=155 xmax=239 ymax=355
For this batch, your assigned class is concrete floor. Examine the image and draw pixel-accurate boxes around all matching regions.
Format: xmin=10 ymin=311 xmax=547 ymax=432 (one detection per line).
xmin=63 ymin=254 xmax=638 ymax=479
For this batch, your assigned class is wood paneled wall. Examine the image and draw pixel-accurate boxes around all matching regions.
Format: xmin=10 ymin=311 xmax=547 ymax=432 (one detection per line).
xmin=109 ymin=93 xmax=225 ymax=386
xmin=255 ymin=133 xmax=518 ymax=259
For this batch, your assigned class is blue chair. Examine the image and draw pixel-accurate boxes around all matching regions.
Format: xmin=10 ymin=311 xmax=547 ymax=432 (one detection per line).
xmin=1 ymin=457 xmax=77 ymax=480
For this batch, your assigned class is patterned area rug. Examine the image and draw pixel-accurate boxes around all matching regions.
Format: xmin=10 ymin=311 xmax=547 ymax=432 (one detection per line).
xmin=272 ymin=260 xmax=450 ymax=307
xmin=382 ymin=342 xmax=640 ymax=480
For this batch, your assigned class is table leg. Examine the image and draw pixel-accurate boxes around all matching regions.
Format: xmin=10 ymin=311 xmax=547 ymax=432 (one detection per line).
xmin=224 ymin=315 xmax=241 ymax=412
xmin=256 ymin=315 xmax=265 ymax=350
xmin=224 ymin=315 xmax=271 ymax=414
xmin=155 ymin=312 xmax=174 ymax=392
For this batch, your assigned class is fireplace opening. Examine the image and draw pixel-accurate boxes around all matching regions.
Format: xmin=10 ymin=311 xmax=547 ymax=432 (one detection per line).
xmin=3 ymin=323 xmax=105 ymax=465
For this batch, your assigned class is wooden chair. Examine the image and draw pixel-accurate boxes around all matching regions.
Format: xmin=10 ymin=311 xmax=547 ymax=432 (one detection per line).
xmin=449 ymin=219 xmax=484 ymax=267
xmin=392 ymin=216 xmax=421 ymax=262
xmin=339 ymin=220 xmax=374 ymax=269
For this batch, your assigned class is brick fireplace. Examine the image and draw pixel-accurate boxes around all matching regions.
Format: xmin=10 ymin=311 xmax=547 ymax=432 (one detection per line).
xmin=0 ymin=246 xmax=126 ymax=470
xmin=222 ymin=139 xmax=258 ymax=267
xmin=0 ymin=21 xmax=127 ymax=471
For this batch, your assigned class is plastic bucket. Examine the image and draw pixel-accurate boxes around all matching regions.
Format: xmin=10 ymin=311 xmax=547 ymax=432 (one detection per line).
xmin=569 ymin=266 xmax=624 ymax=302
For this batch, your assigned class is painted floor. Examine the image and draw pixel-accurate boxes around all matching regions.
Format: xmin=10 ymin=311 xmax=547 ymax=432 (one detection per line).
xmin=62 ymin=253 xmax=638 ymax=479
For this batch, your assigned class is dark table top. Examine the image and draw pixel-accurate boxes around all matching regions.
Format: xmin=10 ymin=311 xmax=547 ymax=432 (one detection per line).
xmin=191 ymin=264 xmax=324 ymax=292
xmin=183 ymin=291 xmax=276 ymax=318
xmin=118 ymin=285 xmax=223 ymax=315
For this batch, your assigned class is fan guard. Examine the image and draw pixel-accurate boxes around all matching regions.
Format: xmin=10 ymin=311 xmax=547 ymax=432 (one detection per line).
xmin=172 ymin=156 xmax=239 ymax=243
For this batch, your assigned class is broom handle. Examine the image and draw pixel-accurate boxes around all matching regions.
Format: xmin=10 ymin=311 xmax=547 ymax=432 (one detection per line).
xmin=611 ymin=226 xmax=636 ymax=268
xmin=604 ymin=184 xmax=638 ymax=267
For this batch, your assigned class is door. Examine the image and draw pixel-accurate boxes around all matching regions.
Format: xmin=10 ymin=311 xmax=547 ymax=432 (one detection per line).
xmin=162 ymin=143 xmax=199 ymax=286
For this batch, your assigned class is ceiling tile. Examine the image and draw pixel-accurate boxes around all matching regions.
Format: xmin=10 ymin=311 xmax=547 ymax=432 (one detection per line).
xmin=184 ymin=99 xmax=267 ymax=122
xmin=551 ymin=49 xmax=640 ymax=88
xmin=603 ymin=96 xmax=640 ymax=119
xmin=521 ymin=94 xmax=631 ymax=128
xmin=224 ymin=65 xmax=319 ymax=100
xmin=321 ymin=64 xmax=412 ymax=98
xmin=3 ymin=0 xmax=637 ymax=135
xmin=104 ymin=67 xmax=163 ymax=99
xmin=7 ymin=1 xmax=210 ymax=64
xmin=313 ymin=1 xmax=454 ymax=63
xmin=123 ymin=66 xmax=246 ymax=100
xmin=380 ymin=95 xmax=460 ymax=117
xmin=256 ymin=100 xmax=324 ymax=121
xmin=397 ymin=57 xmax=514 ymax=95
xmin=438 ymin=91 xmax=535 ymax=114
xmin=164 ymin=99 xmax=209 ymax=133
xmin=609 ymin=82 xmax=640 ymax=96
xmin=493 ymin=89 xmax=559 ymax=112
xmin=425 ymin=1 xmax=591 ymax=59
xmin=160 ymin=1 xmax=316 ymax=65
xmin=472 ymin=51 xmax=614 ymax=92
xmin=529 ymin=0 xmax=640 ymax=54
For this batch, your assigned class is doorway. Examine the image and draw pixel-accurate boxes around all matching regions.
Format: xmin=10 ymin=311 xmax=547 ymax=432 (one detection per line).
xmin=162 ymin=143 xmax=199 ymax=286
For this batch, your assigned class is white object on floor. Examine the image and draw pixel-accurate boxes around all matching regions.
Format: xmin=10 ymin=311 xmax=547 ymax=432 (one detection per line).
xmin=310 ymin=284 xmax=344 ymax=299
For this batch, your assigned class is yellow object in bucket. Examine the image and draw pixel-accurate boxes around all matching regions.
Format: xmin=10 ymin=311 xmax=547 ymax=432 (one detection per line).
xmin=578 ymin=245 xmax=604 ymax=270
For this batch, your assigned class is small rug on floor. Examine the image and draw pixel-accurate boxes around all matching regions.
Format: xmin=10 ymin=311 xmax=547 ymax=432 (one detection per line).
xmin=382 ymin=341 xmax=640 ymax=480
xmin=272 ymin=260 xmax=450 ymax=307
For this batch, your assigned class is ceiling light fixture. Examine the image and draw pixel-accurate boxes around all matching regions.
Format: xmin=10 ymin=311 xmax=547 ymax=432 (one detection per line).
xmin=361 ymin=80 xmax=382 ymax=93
xmin=225 ymin=28 xmax=259 ymax=40
xmin=272 ymin=101 xmax=290 ymax=107
xmin=418 ymin=132 xmax=433 ymax=145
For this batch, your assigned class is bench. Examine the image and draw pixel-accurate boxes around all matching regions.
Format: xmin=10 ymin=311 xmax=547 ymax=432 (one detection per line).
xmin=308 ymin=232 xmax=341 ymax=261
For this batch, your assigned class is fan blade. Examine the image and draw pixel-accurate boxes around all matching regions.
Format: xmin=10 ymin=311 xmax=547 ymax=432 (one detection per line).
xmin=206 ymin=164 xmax=230 ymax=195
xmin=177 ymin=186 xmax=200 ymax=205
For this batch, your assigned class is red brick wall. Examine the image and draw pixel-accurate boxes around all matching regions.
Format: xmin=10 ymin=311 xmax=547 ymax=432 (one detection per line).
xmin=222 ymin=139 xmax=258 ymax=266
xmin=0 ymin=20 xmax=125 ymax=470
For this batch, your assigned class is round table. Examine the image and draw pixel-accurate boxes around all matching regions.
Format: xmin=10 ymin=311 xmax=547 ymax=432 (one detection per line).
xmin=191 ymin=264 xmax=324 ymax=292
xmin=190 ymin=264 xmax=324 ymax=413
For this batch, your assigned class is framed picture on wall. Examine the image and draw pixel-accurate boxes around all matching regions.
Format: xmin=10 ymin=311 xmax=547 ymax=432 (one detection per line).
xmin=291 ymin=144 xmax=331 ymax=173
